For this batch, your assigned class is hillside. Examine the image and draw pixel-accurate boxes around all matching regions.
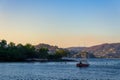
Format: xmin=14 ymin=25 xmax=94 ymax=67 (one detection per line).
xmin=35 ymin=43 xmax=60 ymax=54
xmin=67 ymin=43 xmax=120 ymax=58
xmin=35 ymin=43 xmax=120 ymax=58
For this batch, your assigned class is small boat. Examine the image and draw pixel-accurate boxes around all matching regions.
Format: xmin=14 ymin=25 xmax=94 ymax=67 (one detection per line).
xmin=76 ymin=51 xmax=89 ymax=67
xmin=76 ymin=62 xmax=89 ymax=67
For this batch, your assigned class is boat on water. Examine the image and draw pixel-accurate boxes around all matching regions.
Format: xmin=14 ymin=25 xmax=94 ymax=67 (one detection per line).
xmin=76 ymin=51 xmax=89 ymax=67
xmin=76 ymin=61 xmax=89 ymax=67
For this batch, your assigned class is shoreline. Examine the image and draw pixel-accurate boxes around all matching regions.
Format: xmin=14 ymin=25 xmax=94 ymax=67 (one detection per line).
xmin=0 ymin=59 xmax=77 ymax=63
xmin=0 ymin=58 xmax=119 ymax=63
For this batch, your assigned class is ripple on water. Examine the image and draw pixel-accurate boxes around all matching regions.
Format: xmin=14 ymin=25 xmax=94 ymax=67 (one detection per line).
xmin=0 ymin=59 xmax=119 ymax=80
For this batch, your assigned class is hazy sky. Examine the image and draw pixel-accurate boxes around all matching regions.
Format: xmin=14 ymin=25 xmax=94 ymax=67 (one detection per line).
xmin=0 ymin=0 xmax=120 ymax=47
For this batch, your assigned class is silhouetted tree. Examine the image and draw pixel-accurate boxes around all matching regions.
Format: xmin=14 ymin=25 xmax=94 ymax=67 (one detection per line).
xmin=38 ymin=47 xmax=49 ymax=59
xmin=0 ymin=39 xmax=7 ymax=49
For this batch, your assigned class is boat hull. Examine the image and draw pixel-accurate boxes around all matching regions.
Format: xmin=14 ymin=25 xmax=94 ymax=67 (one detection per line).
xmin=76 ymin=63 xmax=89 ymax=67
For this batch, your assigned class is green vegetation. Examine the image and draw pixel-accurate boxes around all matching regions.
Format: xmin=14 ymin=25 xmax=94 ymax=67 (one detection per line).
xmin=0 ymin=39 xmax=70 ymax=62
xmin=48 ymin=49 xmax=68 ymax=60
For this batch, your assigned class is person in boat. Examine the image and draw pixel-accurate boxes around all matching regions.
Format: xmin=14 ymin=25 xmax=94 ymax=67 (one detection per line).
xmin=79 ymin=61 xmax=82 ymax=64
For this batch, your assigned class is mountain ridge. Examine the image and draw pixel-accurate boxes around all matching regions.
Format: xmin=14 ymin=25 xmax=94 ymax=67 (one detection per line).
xmin=66 ymin=43 xmax=120 ymax=58
xmin=35 ymin=43 xmax=120 ymax=58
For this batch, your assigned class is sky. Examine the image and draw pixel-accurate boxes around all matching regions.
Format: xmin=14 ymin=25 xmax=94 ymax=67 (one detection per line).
xmin=0 ymin=0 xmax=120 ymax=48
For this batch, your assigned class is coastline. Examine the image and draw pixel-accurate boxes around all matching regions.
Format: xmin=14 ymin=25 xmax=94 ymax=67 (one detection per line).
xmin=0 ymin=59 xmax=77 ymax=63
xmin=0 ymin=58 xmax=119 ymax=63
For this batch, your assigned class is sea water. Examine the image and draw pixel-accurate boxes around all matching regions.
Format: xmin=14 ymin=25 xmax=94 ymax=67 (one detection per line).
xmin=0 ymin=59 xmax=119 ymax=80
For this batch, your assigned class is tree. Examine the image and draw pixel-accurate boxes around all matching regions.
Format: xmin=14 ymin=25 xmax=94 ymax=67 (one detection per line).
xmin=17 ymin=44 xmax=24 ymax=48
xmin=55 ymin=49 xmax=70 ymax=59
xmin=24 ymin=43 xmax=36 ymax=58
xmin=55 ymin=49 xmax=70 ymax=57
xmin=0 ymin=39 xmax=7 ymax=48
xmin=8 ymin=42 xmax=15 ymax=48
xmin=38 ymin=47 xmax=49 ymax=59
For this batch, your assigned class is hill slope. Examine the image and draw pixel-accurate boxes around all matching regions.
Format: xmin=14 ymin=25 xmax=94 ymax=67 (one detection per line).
xmin=67 ymin=43 xmax=120 ymax=58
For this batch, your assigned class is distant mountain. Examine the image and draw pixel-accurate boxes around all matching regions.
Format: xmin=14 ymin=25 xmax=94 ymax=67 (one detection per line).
xmin=66 ymin=43 xmax=120 ymax=58
xmin=67 ymin=47 xmax=86 ymax=52
xmin=35 ymin=43 xmax=59 ymax=49
xmin=66 ymin=47 xmax=86 ymax=54
xmin=35 ymin=43 xmax=120 ymax=58
xmin=35 ymin=43 xmax=60 ymax=54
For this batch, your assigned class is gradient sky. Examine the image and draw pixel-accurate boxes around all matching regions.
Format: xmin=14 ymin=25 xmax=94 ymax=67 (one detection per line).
xmin=0 ymin=0 xmax=120 ymax=47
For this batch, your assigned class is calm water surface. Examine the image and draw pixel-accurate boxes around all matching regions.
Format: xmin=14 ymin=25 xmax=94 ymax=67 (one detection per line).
xmin=0 ymin=59 xmax=120 ymax=80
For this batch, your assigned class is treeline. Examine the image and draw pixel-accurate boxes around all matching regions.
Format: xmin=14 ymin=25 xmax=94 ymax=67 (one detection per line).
xmin=0 ymin=39 xmax=70 ymax=62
